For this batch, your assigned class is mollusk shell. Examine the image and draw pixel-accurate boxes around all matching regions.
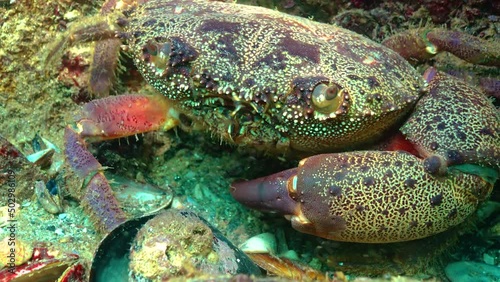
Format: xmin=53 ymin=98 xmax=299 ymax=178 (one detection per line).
xmin=0 ymin=237 xmax=32 ymax=269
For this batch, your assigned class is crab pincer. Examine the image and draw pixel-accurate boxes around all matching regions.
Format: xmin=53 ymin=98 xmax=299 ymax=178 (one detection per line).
xmin=75 ymin=94 xmax=178 ymax=141
xmin=65 ymin=94 xmax=178 ymax=233
xmin=231 ymin=69 xmax=499 ymax=243
xmin=232 ymin=151 xmax=494 ymax=243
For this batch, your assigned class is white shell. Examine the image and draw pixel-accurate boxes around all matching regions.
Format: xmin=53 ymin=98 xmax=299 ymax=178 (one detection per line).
xmin=239 ymin=232 xmax=277 ymax=254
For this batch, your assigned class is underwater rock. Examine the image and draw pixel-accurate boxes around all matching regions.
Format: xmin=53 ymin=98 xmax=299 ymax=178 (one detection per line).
xmin=90 ymin=209 xmax=261 ymax=281
xmin=445 ymin=261 xmax=500 ymax=282
xmin=129 ymin=210 xmax=261 ymax=280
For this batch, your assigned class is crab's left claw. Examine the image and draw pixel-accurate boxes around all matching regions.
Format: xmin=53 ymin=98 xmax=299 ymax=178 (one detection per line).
xmin=232 ymin=151 xmax=493 ymax=243
xmin=75 ymin=94 xmax=179 ymax=141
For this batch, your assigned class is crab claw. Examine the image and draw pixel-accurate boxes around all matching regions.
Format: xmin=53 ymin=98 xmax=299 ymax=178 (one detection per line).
xmin=63 ymin=94 xmax=181 ymax=233
xmin=75 ymin=94 xmax=178 ymax=141
xmin=232 ymin=151 xmax=493 ymax=243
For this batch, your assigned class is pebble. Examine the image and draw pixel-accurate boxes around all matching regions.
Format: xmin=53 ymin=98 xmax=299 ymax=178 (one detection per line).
xmin=483 ymin=250 xmax=499 ymax=265
xmin=59 ymin=236 xmax=73 ymax=243
xmin=58 ymin=213 xmax=68 ymax=220
xmin=55 ymin=228 xmax=64 ymax=236
xmin=64 ymin=10 xmax=81 ymax=21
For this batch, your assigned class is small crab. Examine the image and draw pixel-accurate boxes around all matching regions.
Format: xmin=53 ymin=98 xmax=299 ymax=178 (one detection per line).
xmin=44 ymin=0 xmax=498 ymax=243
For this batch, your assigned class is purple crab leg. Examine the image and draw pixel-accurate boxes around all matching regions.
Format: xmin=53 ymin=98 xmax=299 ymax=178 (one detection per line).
xmin=64 ymin=127 xmax=127 ymax=233
xmin=383 ymin=28 xmax=500 ymax=66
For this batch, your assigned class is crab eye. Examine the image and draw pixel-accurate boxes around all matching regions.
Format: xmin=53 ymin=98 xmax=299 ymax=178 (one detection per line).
xmin=142 ymin=41 xmax=171 ymax=76
xmin=142 ymin=42 xmax=158 ymax=58
xmin=311 ymin=83 xmax=343 ymax=114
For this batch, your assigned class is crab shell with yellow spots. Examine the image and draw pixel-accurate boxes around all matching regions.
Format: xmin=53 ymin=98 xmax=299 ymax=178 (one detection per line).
xmin=127 ymin=0 xmax=424 ymax=154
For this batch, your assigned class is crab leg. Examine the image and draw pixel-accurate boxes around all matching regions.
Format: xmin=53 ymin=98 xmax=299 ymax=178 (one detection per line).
xmin=382 ymin=28 xmax=500 ymax=66
xmin=65 ymin=94 xmax=178 ymax=233
xmin=231 ymin=69 xmax=499 ymax=243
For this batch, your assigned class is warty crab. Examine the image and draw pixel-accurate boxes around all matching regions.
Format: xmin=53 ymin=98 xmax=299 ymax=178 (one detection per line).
xmin=44 ymin=0 xmax=499 ymax=243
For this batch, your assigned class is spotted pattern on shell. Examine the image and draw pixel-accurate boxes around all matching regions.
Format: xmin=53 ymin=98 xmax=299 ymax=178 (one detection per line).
xmin=121 ymin=0 xmax=425 ymax=153
xmin=291 ymin=151 xmax=492 ymax=243
xmin=401 ymin=71 xmax=499 ymax=170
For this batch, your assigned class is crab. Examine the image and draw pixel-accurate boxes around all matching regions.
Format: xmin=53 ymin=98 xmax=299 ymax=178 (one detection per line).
xmin=44 ymin=0 xmax=499 ymax=243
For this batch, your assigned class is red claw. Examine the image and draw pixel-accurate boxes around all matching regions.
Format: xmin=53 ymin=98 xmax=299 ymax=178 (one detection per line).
xmin=76 ymin=94 xmax=177 ymax=141
xmin=63 ymin=94 xmax=180 ymax=233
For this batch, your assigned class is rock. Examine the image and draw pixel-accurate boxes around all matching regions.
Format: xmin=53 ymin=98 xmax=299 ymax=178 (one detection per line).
xmin=445 ymin=261 xmax=500 ymax=282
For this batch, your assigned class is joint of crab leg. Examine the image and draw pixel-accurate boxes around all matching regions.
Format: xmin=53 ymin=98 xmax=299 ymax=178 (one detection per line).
xmin=81 ymin=172 xmax=128 ymax=233
xmin=75 ymin=94 xmax=178 ymax=141
xmin=43 ymin=15 xmax=119 ymax=71
xmin=382 ymin=29 xmax=437 ymax=64
xmin=64 ymin=126 xmax=127 ymax=233
xmin=382 ymin=28 xmax=500 ymax=66
xmin=230 ymin=168 xmax=300 ymax=216
xmin=64 ymin=126 xmax=102 ymax=178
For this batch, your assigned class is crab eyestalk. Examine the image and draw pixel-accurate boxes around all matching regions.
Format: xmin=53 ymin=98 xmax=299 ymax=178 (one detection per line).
xmin=65 ymin=94 xmax=178 ymax=233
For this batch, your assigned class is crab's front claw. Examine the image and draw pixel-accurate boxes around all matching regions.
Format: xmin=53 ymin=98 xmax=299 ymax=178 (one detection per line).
xmin=75 ymin=94 xmax=178 ymax=141
xmin=382 ymin=28 xmax=500 ymax=66
xmin=63 ymin=94 xmax=180 ymax=233
xmin=232 ymin=151 xmax=493 ymax=243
